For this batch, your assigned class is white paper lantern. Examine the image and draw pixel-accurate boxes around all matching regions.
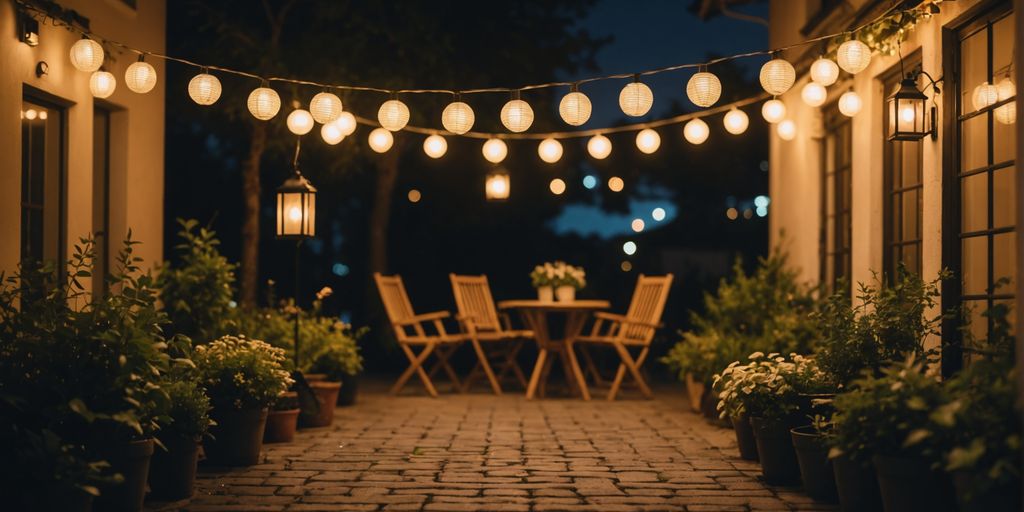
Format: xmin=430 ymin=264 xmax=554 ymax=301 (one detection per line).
xmin=838 ymin=91 xmax=863 ymax=117
xmin=321 ymin=122 xmax=345 ymax=145
xmin=368 ymin=127 xmax=394 ymax=153
xmin=972 ymin=82 xmax=999 ymax=110
xmin=723 ymin=108 xmax=749 ymax=135
xmin=247 ymin=86 xmax=281 ymax=121
xmin=559 ymin=91 xmax=592 ymax=126
xmin=500 ymin=98 xmax=534 ymax=132
xmin=761 ymin=99 xmax=786 ymax=124
xmin=777 ymin=119 xmax=797 ymax=141
xmin=686 ymin=71 xmax=721 ymax=108
xmin=336 ymin=111 xmax=357 ymax=136
xmin=636 ymin=128 xmax=661 ymax=154
xmin=587 ymin=134 xmax=612 ymax=159
xmin=995 ymin=77 xmax=1016 ymax=125
xmin=287 ymin=109 xmax=314 ymax=135
xmin=442 ymin=100 xmax=475 ymax=134
xmin=538 ymin=138 xmax=563 ymax=163
xmin=188 ymin=72 xmax=222 ymax=105
xmin=482 ymin=138 xmax=508 ymax=163
xmin=310 ymin=92 xmax=343 ymax=124
xmin=837 ymin=39 xmax=872 ymax=74
xmin=69 ymin=38 xmax=104 ymax=72
xmin=619 ymin=80 xmax=654 ymax=117
xmin=89 ymin=70 xmax=116 ymax=98
xmin=378 ymin=99 xmax=410 ymax=131
xmin=423 ymin=134 xmax=447 ymax=158
xmin=683 ymin=118 xmax=710 ymax=145
xmin=759 ymin=58 xmax=796 ymax=96
xmin=810 ymin=57 xmax=840 ymax=86
xmin=125 ymin=60 xmax=157 ymax=94
xmin=801 ymin=82 xmax=827 ymax=107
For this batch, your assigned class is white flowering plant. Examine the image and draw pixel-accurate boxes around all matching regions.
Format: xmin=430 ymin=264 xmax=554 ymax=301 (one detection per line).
xmin=193 ymin=335 xmax=294 ymax=410
xmin=713 ymin=352 xmax=825 ymax=422
xmin=530 ymin=261 xmax=586 ymax=289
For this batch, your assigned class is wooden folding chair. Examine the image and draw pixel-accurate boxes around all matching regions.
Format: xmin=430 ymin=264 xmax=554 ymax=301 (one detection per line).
xmin=575 ymin=274 xmax=673 ymax=400
xmin=449 ymin=274 xmax=532 ymax=395
xmin=374 ymin=273 xmax=464 ymax=397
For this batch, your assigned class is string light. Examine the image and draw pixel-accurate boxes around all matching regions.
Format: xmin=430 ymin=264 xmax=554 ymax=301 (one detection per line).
xmin=482 ymin=138 xmax=508 ymax=163
xmin=287 ymin=109 xmax=314 ymax=136
xmin=549 ymin=178 xmax=566 ymax=195
xmin=619 ymin=79 xmax=654 ymax=117
xmin=538 ymin=138 xmax=563 ymax=163
xmin=622 ymin=241 xmax=637 ymax=255
xmin=686 ymin=71 xmax=721 ymax=108
xmin=486 ymin=169 xmax=510 ymax=201
xmin=247 ymin=85 xmax=281 ymax=121
xmin=810 ymin=57 xmax=839 ymax=86
xmin=501 ymin=92 xmax=534 ymax=132
xmin=683 ymin=118 xmax=709 ymax=145
xmin=801 ymin=82 xmax=827 ymax=107
xmin=995 ymin=77 xmax=1016 ymax=125
xmin=761 ymin=99 xmax=786 ymax=123
xmin=188 ymin=72 xmax=222 ymax=105
xmin=336 ymin=111 xmax=357 ymax=135
xmin=442 ymin=98 xmax=475 ymax=134
xmin=321 ymin=122 xmax=345 ymax=145
xmin=559 ymin=88 xmax=592 ymax=126
xmin=89 ymin=70 xmax=116 ymax=98
xmin=368 ymin=127 xmax=393 ymax=153
xmin=723 ymin=108 xmax=749 ymax=134
xmin=69 ymin=37 xmax=103 ymax=72
xmin=587 ymin=134 xmax=612 ymax=159
xmin=378 ymin=98 xmax=410 ymax=131
xmin=636 ymin=128 xmax=660 ymax=154
xmin=837 ymin=39 xmax=872 ymax=74
xmin=310 ymin=91 xmax=343 ymax=124
xmin=423 ymin=134 xmax=447 ymax=158
xmin=838 ymin=90 xmax=863 ymax=117
xmin=777 ymin=119 xmax=797 ymax=141
xmin=125 ymin=57 xmax=157 ymax=93
xmin=760 ymin=58 xmax=795 ymax=96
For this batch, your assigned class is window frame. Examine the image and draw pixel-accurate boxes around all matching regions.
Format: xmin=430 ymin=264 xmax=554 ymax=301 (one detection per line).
xmin=20 ymin=87 xmax=69 ymax=271
xmin=820 ymin=102 xmax=853 ymax=291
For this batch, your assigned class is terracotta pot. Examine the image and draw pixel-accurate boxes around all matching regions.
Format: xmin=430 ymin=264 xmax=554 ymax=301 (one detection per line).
xmin=94 ymin=437 xmax=154 ymax=512
xmin=731 ymin=414 xmax=758 ymax=461
xmin=749 ymin=416 xmax=800 ymax=485
xmin=684 ymin=373 xmax=704 ymax=413
xmin=952 ymin=470 xmax=1021 ymax=512
xmin=299 ymin=381 xmax=342 ymax=428
xmin=302 ymin=373 xmax=328 ymax=382
xmin=872 ymin=454 xmax=956 ymax=512
xmin=204 ymin=408 xmax=268 ymax=466
xmin=264 ymin=408 xmax=300 ymax=443
xmin=337 ymin=373 xmax=359 ymax=406
xmin=790 ymin=426 xmax=837 ymax=503
xmin=148 ymin=434 xmax=200 ymax=501
xmin=537 ymin=286 xmax=553 ymax=302
xmin=831 ymin=453 xmax=882 ymax=512
xmin=555 ymin=285 xmax=576 ymax=302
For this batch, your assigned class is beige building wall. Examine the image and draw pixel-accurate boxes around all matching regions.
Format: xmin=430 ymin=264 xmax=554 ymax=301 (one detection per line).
xmin=0 ymin=0 xmax=166 ymax=283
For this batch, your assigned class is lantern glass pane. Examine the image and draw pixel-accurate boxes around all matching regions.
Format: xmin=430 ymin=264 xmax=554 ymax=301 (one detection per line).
xmin=306 ymin=193 xmax=316 ymax=236
xmin=278 ymin=191 xmax=312 ymax=237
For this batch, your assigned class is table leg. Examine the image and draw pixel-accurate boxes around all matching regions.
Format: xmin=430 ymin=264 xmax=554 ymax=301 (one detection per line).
xmin=526 ymin=348 xmax=547 ymax=400
xmin=522 ymin=310 xmax=552 ymax=400
xmin=563 ymin=311 xmax=591 ymax=400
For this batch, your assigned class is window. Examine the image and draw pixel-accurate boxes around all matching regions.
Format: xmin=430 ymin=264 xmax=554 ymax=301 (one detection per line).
xmin=93 ymin=107 xmax=111 ymax=296
xmin=821 ymin=103 xmax=852 ymax=290
xmin=20 ymin=96 xmax=65 ymax=267
xmin=883 ymin=62 xmax=924 ymax=277
xmin=943 ymin=5 xmax=1016 ymax=373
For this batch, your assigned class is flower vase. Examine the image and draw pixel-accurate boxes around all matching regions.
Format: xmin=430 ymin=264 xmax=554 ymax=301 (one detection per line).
xmin=555 ymin=285 xmax=576 ymax=302
xmin=537 ymin=286 xmax=554 ymax=302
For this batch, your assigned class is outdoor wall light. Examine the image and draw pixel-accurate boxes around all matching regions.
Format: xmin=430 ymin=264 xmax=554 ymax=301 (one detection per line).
xmin=276 ymin=167 xmax=317 ymax=239
xmin=485 ymin=168 xmax=511 ymax=201
xmin=887 ymin=71 xmax=940 ymax=141
xmin=20 ymin=14 xmax=39 ymax=46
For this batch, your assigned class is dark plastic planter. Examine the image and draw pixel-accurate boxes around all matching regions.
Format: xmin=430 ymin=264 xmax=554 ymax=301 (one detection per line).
xmin=94 ymin=437 xmax=154 ymax=512
xmin=790 ymin=426 xmax=838 ymax=503
xmin=264 ymin=408 xmax=300 ymax=443
xmin=952 ymin=470 xmax=1021 ymax=512
xmin=730 ymin=414 xmax=758 ymax=461
xmin=299 ymin=381 xmax=342 ymax=428
xmin=832 ymin=453 xmax=882 ymax=512
xmin=749 ymin=416 xmax=800 ymax=485
xmin=337 ymin=373 xmax=359 ymax=406
xmin=204 ymin=408 xmax=268 ymax=466
xmin=148 ymin=434 xmax=200 ymax=501
xmin=45 ymin=487 xmax=94 ymax=511
xmin=872 ymin=454 xmax=956 ymax=512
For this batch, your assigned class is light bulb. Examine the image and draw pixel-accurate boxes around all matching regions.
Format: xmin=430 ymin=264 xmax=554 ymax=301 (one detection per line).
xmin=482 ymin=138 xmax=508 ymax=163
xmin=423 ymin=134 xmax=447 ymax=158
xmin=368 ymin=127 xmax=394 ymax=153
xmin=321 ymin=122 xmax=345 ymax=145
xmin=310 ymin=92 xmax=343 ymax=124
xmin=972 ymin=82 xmax=999 ymax=110
xmin=761 ymin=99 xmax=786 ymax=123
xmin=247 ymin=87 xmax=281 ymax=121
xmin=837 ymin=39 xmax=871 ymax=74
xmin=801 ymin=82 xmax=827 ymax=107
xmin=69 ymin=38 xmax=104 ymax=72
xmin=559 ymin=91 xmax=592 ymax=126
xmin=89 ymin=71 xmax=116 ymax=98
xmin=810 ymin=57 xmax=840 ymax=86
xmin=442 ymin=101 xmax=475 ymax=134
xmin=636 ymin=128 xmax=661 ymax=154
xmin=549 ymin=178 xmax=566 ymax=195
xmin=378 ymin=99 xmax=410 ymax=131
xmin=723 ymin=108 xmax=749 ymax=135
xmin=686 ymin=71 xmax=721 ymax=108
xmin=838 ymin=91 xmax=862 ymax=117
xmin=995 ymin=77 xmax=1016 ymax=125
xmin=500 ymin=98 xmax=534 ymax=132
xmin=900 ymin=106 xmax=916 ymax=124
xmin=683 ymin=118 xmax=709 ymax=145
xmin=188 ymin=73 xmax=222 ymax=105
xmin=538 ymin=138 xmax=563 ymax=163
xmin=777 ymin=119 xmax=797 ymax=141
xmin=587 ymin=134 xmax=612 ymax=159
xmin=336 ymin=111 xmax=357 ymax=136
xmin=288 ymin=206 xmax=302 ymax=221
xmin=760 ymin=58 xmax=796 ymax=96
xmin=287 ymin=109 xmax=314 ymax=135
xmin=619 ymin=81 xmax=654 ymax=117
xmin=124 ymin=60 xmax=157 ymax=94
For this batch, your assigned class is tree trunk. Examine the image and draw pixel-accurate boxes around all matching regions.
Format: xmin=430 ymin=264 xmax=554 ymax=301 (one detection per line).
xmin=368 ymin=140 xmax=401 ymax=275
xmin=239 ymin=121 xmax=268 ymax=308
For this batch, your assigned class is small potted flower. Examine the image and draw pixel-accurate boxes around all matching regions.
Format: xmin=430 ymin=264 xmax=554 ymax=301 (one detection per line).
xmin=148 ymin=377 xmax=213 ymax=501
xmin=307 ymin=324 xmax=367 ymax=407
xmin=263 ymin=391 xmax=299 ymax=443
xmin=530 ymin=263 xmax=556 ymax=302
xmin=193 ymin=335 xmax=292 ymax=466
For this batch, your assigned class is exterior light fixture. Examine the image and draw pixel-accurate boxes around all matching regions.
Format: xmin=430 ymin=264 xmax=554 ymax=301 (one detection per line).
xmin=276 ymin=162 xmax=317 ymax=239
xmin=486 ymin=167 xmax=511 ymax=201
xmin=619 ymin=76 xmax=654 ymax=117
xmin=887 ymin=72 xmax=939 ymax=141
xmin=20 ymin=14 xmax=39 ymax=46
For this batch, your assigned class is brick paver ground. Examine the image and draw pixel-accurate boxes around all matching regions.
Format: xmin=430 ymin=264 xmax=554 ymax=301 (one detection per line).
xmin=162 ymin=382 xmax=837 ymax=512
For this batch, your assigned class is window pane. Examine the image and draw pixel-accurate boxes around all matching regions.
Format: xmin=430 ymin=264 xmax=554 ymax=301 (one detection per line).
xmin=963 ymin=299 xmax=989 ymax=356
xmin=825 ymin=136 xmax=835 ymax=173
xmin=960 ymin=27 xmax=989 ymax=116
xmin=993 ymin=231 xmax=1016 ymax=291
xmin=902 ymin=243 xmax=921 ymax=275
xmin=994 ymin=110 xmax=1016 ymax=162
xmin=902 ymin=188 xmax=920 ymax=240
xmin=901 ymin=142 xmax=922 ymax=187
xmin=961 ymin=172 xmax=989 ymax=232
xmin=993 ymin=166 xmax=1016 ymax=229
xmin=961 ymin=114 xmax=989 ymax=171
xmin=962 ymin=235 xmax=989 ymax=296
xmin=993 ymin=13 xmax=1015 ymax=81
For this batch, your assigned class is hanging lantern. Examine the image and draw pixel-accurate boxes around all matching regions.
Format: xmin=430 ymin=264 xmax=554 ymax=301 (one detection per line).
xmin=972 ymin=81 xmax=999 ymax=110
xmin=320 ymin=122 xmax=345 ymax=145
xmin=886 ymin=76 xmax=932 ymax=141
xmin=368 ymin=127 xmax=394 ymax=153
xmin=442 ymin=97 xmax=475 ymax=134
xmin=537 ymin=138 xmax=563 ymax=163
xmin=759 ymin=58 xmax=796 ymax=96
xmin=810 ymin=57 xmax=839 ymax=86
xmin=837 ymin=39 xmax=872 ymax=74
xmin=69 ymin=37 xmax=104 ymax=72
xmin=485 ymin=168 xmax=511 ymax=201
xmin=619 ymin=78 xmax=654 ymax=117
xmin=336 ymin=111 xmax=357 ymax=136
xmin=995 ymin=77 xmax=1016 ymax=125
xmin=188 ymin=71 xmax=222 ymax=105
xmin=276 ymin=170 xmax=317 ymax=239
xmin=287 ymin=109 xmax=314 ymax=136
xmin=801 ymin=82 xmax=827 ymax=107
xmin=378 ymin=98 xmax=410 ymax=131
xmin=423 ymin=134 xmax=447 ymax=158
xmin=635 ymin=128 xmax=660 ymax=154
xmin=482 ymin=138 xmax=508 ymax=163
xmin=723 ymin=108 xmax=749 ymax=135
xmin=125 ymin=56 xmax=157 ymax=94
xmin=838 ymin=90 xmax=863 ymax=117
xmin=310 ymin=91 xmax=343 ymax=124
xmin=89 ymin=70 xmax=116 ymax=98
xmin=777 ymin=119 xmax=797 ymax=141
xmin=761 ymin=99 xmax=786 ymax=123
xmin=501 ymin=92 xmax=534 ymax=132
xmin=247 ymin=85 xmax=281 ymax=121
xmin=587 ymin=134 xmax=612 ymax=159
xmin=559 ymin=86 xmax=592 ymax=126
xmin=683 ymin=118 xmax=709 ymax=145
xmin=686 ymin=71 xmax=721 ymax=108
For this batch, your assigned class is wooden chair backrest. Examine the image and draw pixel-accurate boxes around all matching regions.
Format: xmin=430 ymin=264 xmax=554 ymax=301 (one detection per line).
xmin=374 ymin=273 xmax=417 ymax=340
xmin=622 ymin=274 xmax=674 ymax=343
xmin=449 ymin=274 xmax=503 ymax=332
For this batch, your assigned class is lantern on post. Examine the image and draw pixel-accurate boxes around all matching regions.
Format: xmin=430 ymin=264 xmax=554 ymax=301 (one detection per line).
xmin=277 ymin=140 xmax=317 ymax=370
xmin=485 ymin=167 xmax=511 ymax=201
xmin=887 ymin=70 xmax=940 ymax=142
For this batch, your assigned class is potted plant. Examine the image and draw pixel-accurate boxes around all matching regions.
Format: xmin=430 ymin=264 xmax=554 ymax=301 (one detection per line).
xmin=536 ymin=261 xmax=585 ymax=302
xmin=306 ymin=324 xmax=367 ymax=407
xmin=148 ymin=376 xmax=213 ymax=501
xmin=712 ymin=360 xmax=758 ymax=460
xmin=530 ymin=263 xmax=556 ymax=302
xmin=193 ymin=335 xmax=293 ymax=466
xmin=263 ymin=391 xmax=300 ymax=443
xmin=786 ymin=360 xmax=838 ymax=503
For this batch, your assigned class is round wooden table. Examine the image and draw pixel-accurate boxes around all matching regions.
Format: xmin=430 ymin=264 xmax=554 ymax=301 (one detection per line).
xmin=497 ymin=300 xmax=609 ymax=400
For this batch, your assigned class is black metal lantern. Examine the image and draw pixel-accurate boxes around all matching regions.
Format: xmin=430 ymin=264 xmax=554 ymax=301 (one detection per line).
xmin=887 ymin=76 xmax=935 ymax=141
xmin=276 ymin=169 xmax=317 ymax=239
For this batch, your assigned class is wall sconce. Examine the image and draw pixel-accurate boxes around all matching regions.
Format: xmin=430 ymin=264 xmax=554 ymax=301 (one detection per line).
xmin=485 ymin=167 xmax=511 ymax=201
xmin=20 ymin=14 xmax=39 ymax=47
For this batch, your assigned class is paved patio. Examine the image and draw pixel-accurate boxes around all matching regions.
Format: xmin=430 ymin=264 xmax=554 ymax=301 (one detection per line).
xmin=168 ymin=382 xmax=836 ymax=511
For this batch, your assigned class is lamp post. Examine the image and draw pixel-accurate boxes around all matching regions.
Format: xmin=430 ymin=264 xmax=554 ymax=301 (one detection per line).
xmin=276 ymin=139 xmax=317 ymax=369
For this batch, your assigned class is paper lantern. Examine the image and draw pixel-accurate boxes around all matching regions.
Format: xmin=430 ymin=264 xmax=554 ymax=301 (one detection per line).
xmin=501 ymin=97 xmax=534 ymax=132
xmin=336 ymin=111 xmax=357 ymax=135
xmin=538 ymin=138 xmax=563 ymax=163
xmin=972 ymin=82 xmax=999 ymax=110
xmin=442 ymin=100 xmax=475 ymax=134
xmin=368 ymin=127 xmax=394 ymax=153
xmin=761 ymin=99 xmax=786 ymax=124
xmin=423 ymin=134 xmax=447 ymax=158
xmin=683 ymin=118 xmax=709 ymax=145
xmin=89 ymin=71 xmax=116 ymax=98
xmin=837 ymin=39 xmax=871 ymax=74
xmin=320 ymin=122 xmax=345 ymax=145
xmin=686 ymin=71 xmax=721 ymax=108
xmin=619 ymin=80 xmax=654 ymax=117
xmin=486 ymin=168 xmax=510 ymax=201
xmin=378 ymin=99 xmax=410 ymax=131
xmin=759 ymin=58 xmax=796 ymax=96
xmin=777 ymin=119 xmax=797 ymax=141
xmin=287 ymin=109 xmax=314 ymax=136
xmin=482 ymin=138 xmax=508 ymax=163
xmin=995 ymin=77 xmax=1016 ymax=125
xmin=310 ymin=92 xmax=343 ymax=124
xmin=559 ymin=90 xmax=592 ymax=126
xmin=69 ymin=38 xmax=103 ymax=72
xmin=810 ymin=57 xmax=839 ymax=86
xmin=635 ymin=128 xmax=660 ymax=154
xmin=587 ymin=134 xmax=612 ymax=159
xmin=188 ymin=72 xmax=222 ymax=105
xmin=838 ymin=91 xmax=863 ymax=117
xmin=549 ymin=178 xmax=566 ymax=195
xmin=124 ymin=59 xmax=157 ymax=94
xmin=247 ymin=86 xmax=281 ymax=121
xmin=801 ymin=82 xmax=827 ymax=107
xmin=723 ymin=108 xmax=749 ymax=135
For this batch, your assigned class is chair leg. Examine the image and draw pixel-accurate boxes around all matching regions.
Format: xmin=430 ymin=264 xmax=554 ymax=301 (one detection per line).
xmin=469 ymin=337 xmax=502 ymax=395
xmin=429 ymin=344 xmax=462 ymax=391
xmin=526 ymin=348 xmax=548 ymax=400
xmin=579 ymin=346 xmax=605 ymax=387
xmin=393 ymin=342 xmax=438 ymax=397
xmin=608 ymin=343 xmax=652 ymax=400
xmin=495 ymin=341 xmax=528 ymax=389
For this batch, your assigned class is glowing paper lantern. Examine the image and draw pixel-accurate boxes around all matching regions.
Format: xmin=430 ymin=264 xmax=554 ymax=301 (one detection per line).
xmin=635 ymin=128 xmax=661 ymax=154
xmin=759 ymin=58 xmax=796 ymax=96
xmin=619 ymin=80 xmax=654 ymax=117
xmin=442 ymin=100 xmax=475 ymax=134
xmin=287 ymin=109 xmax=314 ymax=136
xmin=321 ymin=122 xmax=345 ymax=145
xmin=336 ymin=111 xmax=357 ymax=135
xmin=69 ymin=38 xmax=104 ymax=72
xmin=810 ymin=57 xmax=840 ymax=86
xmin=559 ymin=90 xmax=592 ymax=126
xmin=723 ymin=108 xmax=749 ymax=135
xmin=801 ymin=82 xmax=827 ymax=107
xmin=368 ymin=127 xmax=394 ymax=153
xmin=587 ymin=134 xmax=612 ymax=159
xmin=378 ymin=99 xmax=410 ymax=131
xmin=188 ymin=72 xmax=222 ymax=105
xmin=423 ymin=134 xmax=447 ymax=158
xmin=761 ymin=99 xmax=786 ymax=124
xmin=683 ymin=118 xmax=709 ymax=145
xmin=838 ymin=91 xmax=863 ymax=117
xmin=310 ymin=92 xmax=343 ymax=124
xmin=837 ymin=39 xmax=871 ymax=74
xmin=538 ymin=138 xmax=563 ymax=163
xmin=89 ymin=71 xmax=116 ymax=98
xmin=247 ymin=86 xmax=281 ymax=121
xmin=686 ymin=71 xmax=721 ymax=108
xmin=124 ymin=59 xmax=157 ymax=94
xmin=777 ymin=119 xmax=797 ymax=141
xmin=482 ymin=138 xmax=508 ymax=163
xmin=972 ymin=82 xmax=999 ymax=110
xmin=995 ymin=77 xmax=1016 ymax=125
xmin=500 ymin=97 xmax=534 ymax=132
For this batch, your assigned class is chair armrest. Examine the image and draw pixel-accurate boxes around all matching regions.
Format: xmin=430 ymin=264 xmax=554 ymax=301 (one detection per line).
xmin=616 ymin=317 xmax=663 ymax=329
xmin=593 ymin=312 xmax=629 ymax=323
xmin=395 ymin=311 xmax=450 ymax=326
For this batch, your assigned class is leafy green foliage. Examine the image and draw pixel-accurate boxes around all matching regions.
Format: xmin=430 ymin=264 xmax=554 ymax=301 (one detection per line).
xmin=161 ymin=376 xmax=214 ymax=440
xmin=308 ymin=325 xmax=368 ymax=379
xmin=713 ymin=352 xmax=827 ymax=422
xmin=193 ymin=335 xmax=293 ymax=410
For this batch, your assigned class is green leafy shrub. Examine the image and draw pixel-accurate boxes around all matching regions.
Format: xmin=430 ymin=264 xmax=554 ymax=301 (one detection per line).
xmin=308 ymin=324 xmax=368 ymax=378
xmin=193 ymin=335 xmax=293 ymax=410
xmin=713 ymin=352 xmax=825 ymax=421
xmin=161 ymin=377 xmax=213 ymax=440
